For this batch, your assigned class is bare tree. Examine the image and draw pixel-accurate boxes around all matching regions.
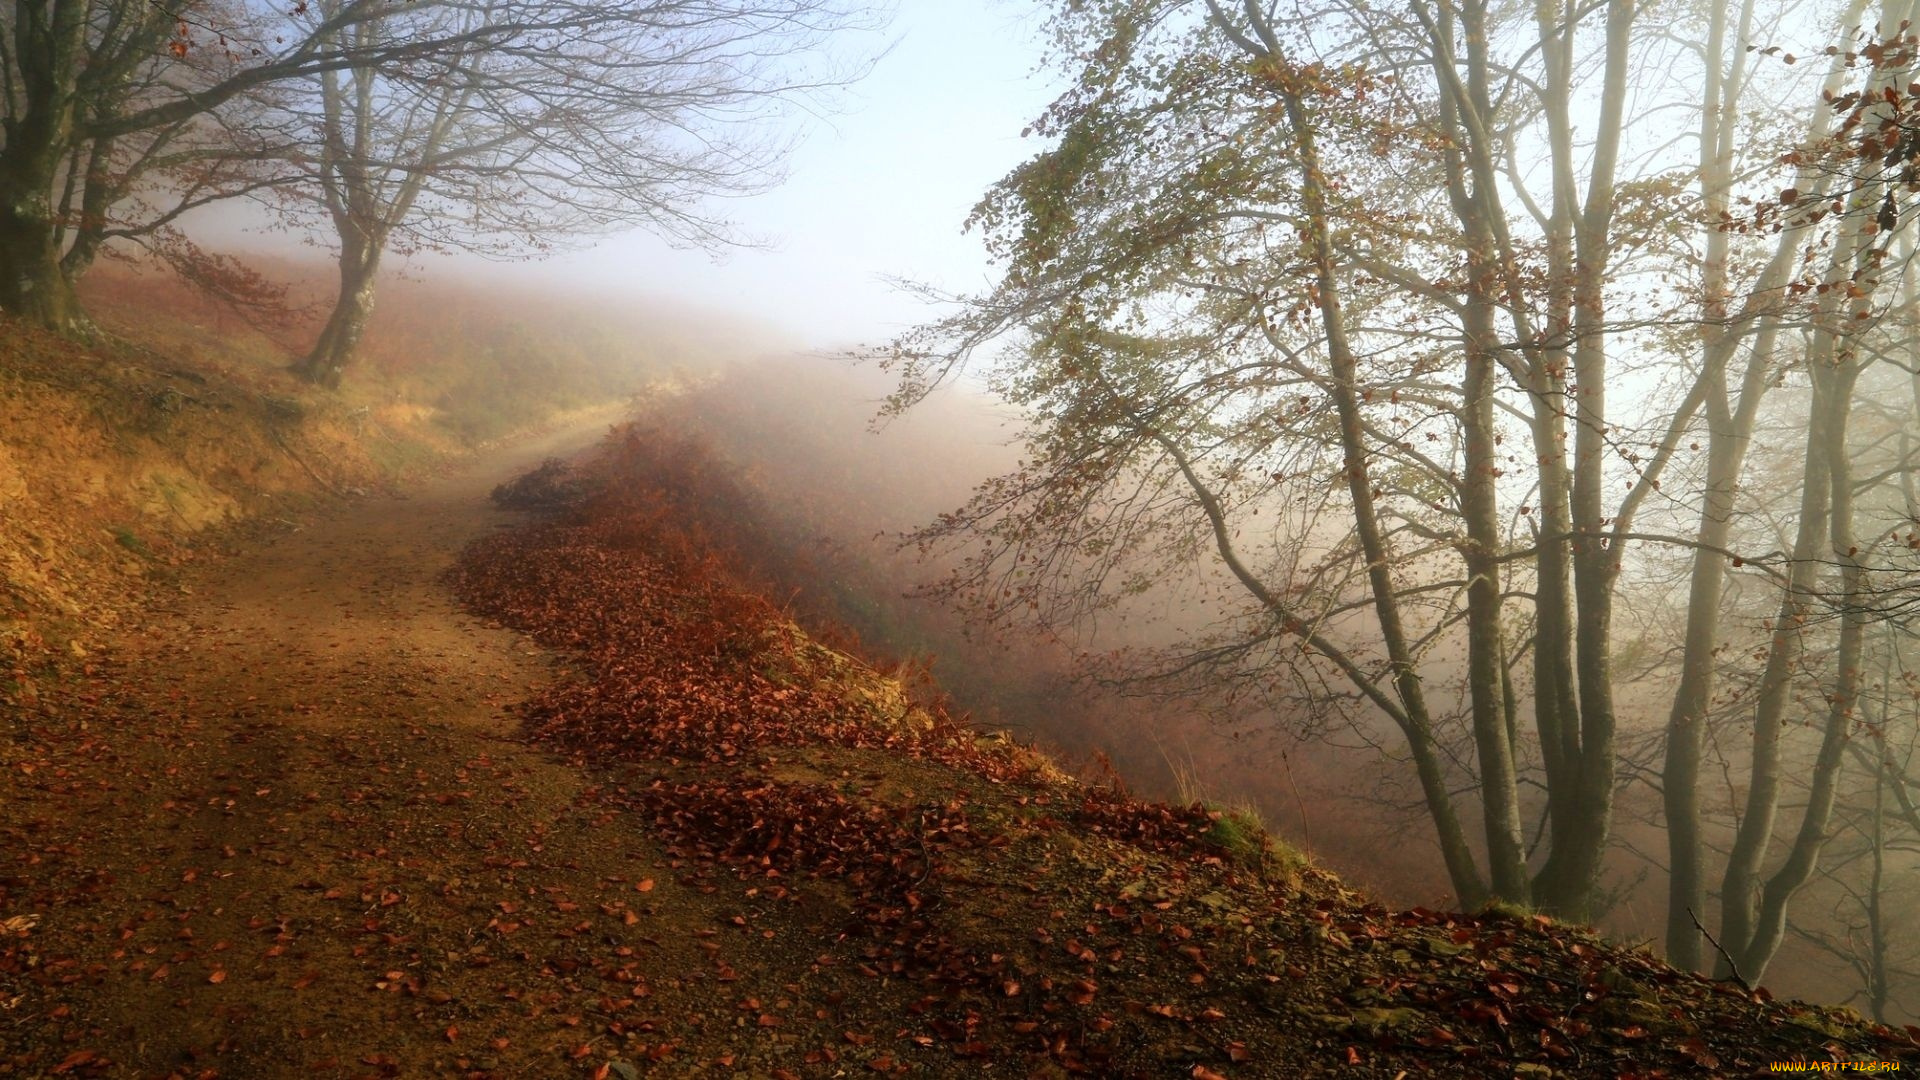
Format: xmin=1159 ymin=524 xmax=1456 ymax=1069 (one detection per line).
xmin=0 ymin=0 xmax=450 ymax=331
xmin=279 ymin=0 xmax=875 ymax=386
xmin=880 ymin=0 xmax=1920 ymax=971
xmin=0 ymin=0 xmax=871 ymax=342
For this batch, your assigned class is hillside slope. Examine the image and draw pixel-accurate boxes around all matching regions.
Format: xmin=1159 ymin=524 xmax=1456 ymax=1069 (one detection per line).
xmin=1 ymin=261 xmax=697 ymax=710
xmin=0 ymin=374 xmax=1914 ymax=1077
xmin=443 ymin=426 xmax=1920 ymax=1079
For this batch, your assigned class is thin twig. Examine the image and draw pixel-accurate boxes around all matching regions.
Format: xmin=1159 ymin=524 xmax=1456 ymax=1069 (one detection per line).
xmin=1689 ymin=907 xmax=1753 ymax=991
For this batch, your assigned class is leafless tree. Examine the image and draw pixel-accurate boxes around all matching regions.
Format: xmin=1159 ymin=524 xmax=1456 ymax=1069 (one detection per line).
xmin=878 ymin=0 xmax=1920 ymax=988
xmin=276 ymin=0 xmax=877 ymax=386
xmin=0 ymin=0 xmax=876 ymax=346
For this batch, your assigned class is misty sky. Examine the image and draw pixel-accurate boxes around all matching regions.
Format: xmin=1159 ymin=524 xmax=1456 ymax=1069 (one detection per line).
xmin=512 ymin=1 xmax=1057 ymax=349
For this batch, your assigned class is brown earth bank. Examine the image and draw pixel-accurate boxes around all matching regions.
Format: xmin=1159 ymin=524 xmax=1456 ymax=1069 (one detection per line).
xmin=0 ymin=409 xmax=1913 ymax=1079
xmin=0 ymin=260 xmax=682 ymax=692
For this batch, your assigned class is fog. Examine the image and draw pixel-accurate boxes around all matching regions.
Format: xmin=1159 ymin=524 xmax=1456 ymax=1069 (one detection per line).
xmin=12 ymin=0 xmax=1920 ymax=1031
xmin=627 ymin=353 xmax=1901 ymax=1023
xmin=639 ymin=355 xmax=1475 ymax=902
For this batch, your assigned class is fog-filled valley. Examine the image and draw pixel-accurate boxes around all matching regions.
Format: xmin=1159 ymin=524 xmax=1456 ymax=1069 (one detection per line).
xmin=615 ymin=354 xmax=1919 ymax=1024
xmin=629 ymin=357 xmax=1462 ymax=902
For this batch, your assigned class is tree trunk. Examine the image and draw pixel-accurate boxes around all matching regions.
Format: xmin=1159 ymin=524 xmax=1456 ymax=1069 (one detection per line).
xmin=294 ymin=236 xmax=383 ymax=388
xmin=1265 ymin=52 xmax=1486 ymax=907
xmin=1416 ymin=0 xmax=1528 ymax=906
xmin=1660 ymin=393 xmax=1738 ymax=968
xmin=0 ymin=192 xmax=83 ymax=333
xmin=1735 ymin=362 xmax=1863 ymax=980
xmin=0 ymin=0 xmax=88 ymax=333
xmin=1716 ymin=379 xmax=1834 ymax=975
xmin=1463 ymin=292 xmax=1528 ymax=904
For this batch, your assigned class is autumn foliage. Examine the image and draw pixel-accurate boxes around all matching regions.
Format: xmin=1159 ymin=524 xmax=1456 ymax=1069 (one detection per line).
xmin=440 ymin=423 xmax=1920 ymax=1077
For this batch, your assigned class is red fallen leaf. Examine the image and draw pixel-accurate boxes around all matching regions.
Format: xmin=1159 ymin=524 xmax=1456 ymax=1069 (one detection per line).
xmin=844 ymin=1032 xmax=875 ymax=1046
xmin=637 ymin=879 xmax=655 ymax=892
xmin=1678 ymin=1038 xmax=1720 ymax=1069
xmin=757 ymin=1014 xmax=782 ymax=1027
xmin=49 ymin=1049 xmax=99 ymax=1074
xmin=208 ymin=969 xmax=226 ymax=984
xmin=150 ymin=964 xmax=171 ymax=981
xmin=1345 ymin=1046 xmax=1363 ymax=1065
xmin=1227 ymin=1042 xmax=1249 ymax=1062
xmin=591 ymin=1065 xmax=610 ymax=1080
xmin=491 ymin=1038 xmax=510 ymax=1051
xmin=570 ymin=1043 xmax=594 ymax=1060
xmin=1192 ymin=1067 xmax=1228 ymax=1080
xmin=1001 ymin=980 xmax=1020 ymax=996
xmin=445 ymin=1026 xmax=459 ymax=1042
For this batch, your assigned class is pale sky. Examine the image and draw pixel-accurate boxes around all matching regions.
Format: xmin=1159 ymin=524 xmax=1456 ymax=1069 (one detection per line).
xmin=503 ymin=0 xmax=1058 ymax=350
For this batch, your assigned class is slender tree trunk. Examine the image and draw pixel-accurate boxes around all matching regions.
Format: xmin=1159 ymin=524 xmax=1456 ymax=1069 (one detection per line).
xmin=1661 ymin=358 xmax=1758 ymax=966
xmin=294 ymin=233 xmax=384 ymax=388
xmin=1278 ymin=73 xmax=1485 ymax=907
xmin=1736 ymin=360 xmax=1864 ymax=980
xmin=1716 ymin=378 xmax=1835 ymax=974
xmin=1419 ymin=0 xmax=1528 ymax=906
xmin=1505 ymin=0 xmax=1628 ymax=922
xmin=1206 ymin=0 xmax=1488 ymax=905
xmin=1463 ymin=290 xmax=1528 ymax=903
xmin=1521 ymin=0 xmax=1585 ymax=915
xmin=58 ymin=135 xmax=119 ymax=286
xmin=1866 ymin=668 xmax=1890 ymax=1025
xmin=1717 ymin=0 xmax=1912 ymax=970
xmin=1661 ymin=0 xmax=1867 ymax=966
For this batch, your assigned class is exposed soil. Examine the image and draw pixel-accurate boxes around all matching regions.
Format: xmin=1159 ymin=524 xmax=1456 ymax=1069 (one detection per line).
xmin=1 ymin=414 xmax=682 ymax=1078
xmin=2 ymin=416 xmax=1917 ymax=1080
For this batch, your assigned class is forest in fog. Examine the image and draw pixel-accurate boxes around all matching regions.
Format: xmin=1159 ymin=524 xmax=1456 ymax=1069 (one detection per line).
xmin=6 ymin=0 xmax=1920 ymax=1035
xmin=867 ymin=0 xmax=1920 ymax=1023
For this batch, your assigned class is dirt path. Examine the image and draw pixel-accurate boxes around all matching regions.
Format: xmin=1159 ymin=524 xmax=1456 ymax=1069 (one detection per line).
xmin=0 ymin=412 xmax=757 ymax=1079
xmin=8 ymin=409 xmax=1918 ymax=1080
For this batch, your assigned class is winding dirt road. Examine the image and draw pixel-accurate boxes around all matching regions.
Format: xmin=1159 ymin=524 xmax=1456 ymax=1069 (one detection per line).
xmin=0 ymin=410 xmax=748 ymax=1078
